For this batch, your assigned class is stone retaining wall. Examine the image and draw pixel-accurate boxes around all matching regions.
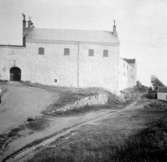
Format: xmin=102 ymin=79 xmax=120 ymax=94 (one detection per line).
xmin=55 ymin=92 xmax=109 ymax=113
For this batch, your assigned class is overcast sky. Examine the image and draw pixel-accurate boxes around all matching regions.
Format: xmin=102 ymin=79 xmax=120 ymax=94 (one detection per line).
xmin=0 ymin=0 xmax=167 ymax=86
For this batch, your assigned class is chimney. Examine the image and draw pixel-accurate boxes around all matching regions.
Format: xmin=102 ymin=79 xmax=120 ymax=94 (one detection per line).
xmin=22 ymin=14 xmax=35 ymax=46
xmin=22 ymin=13 xmax=26 ymax=29
xmin=112 ymin=20 xmax=118 ymax=37
xmin=22 ymin=13 xmax=27 ymax=46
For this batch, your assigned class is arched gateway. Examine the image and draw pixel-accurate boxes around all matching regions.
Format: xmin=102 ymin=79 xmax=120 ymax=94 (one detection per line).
xmin=10 ymin=67 xmax=21 ymax=81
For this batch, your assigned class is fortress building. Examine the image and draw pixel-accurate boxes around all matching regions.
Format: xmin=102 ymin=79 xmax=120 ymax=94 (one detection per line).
xmin=0 ymin=15 xmax=136 ymax=93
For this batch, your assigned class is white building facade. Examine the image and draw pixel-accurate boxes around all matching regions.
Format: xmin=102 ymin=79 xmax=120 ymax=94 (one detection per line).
xmin=119 ymin=58 xmax=137 ymax=90
xmin=157 ymin=87 xmax=167 ymax=101
xmin=0 ymin=15 xmax=136 ymax=94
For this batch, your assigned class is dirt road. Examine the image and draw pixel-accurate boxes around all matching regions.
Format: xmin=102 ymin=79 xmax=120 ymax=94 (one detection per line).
xmin=2 ymin=100 xmax=140 ymax=162
xmin=0 ymin=83 xmax=128 ymax=162
xmin=2 ymin=107 xmax=122 ymax=162
xmin=0 ymin=83 xmax=58 ymax=134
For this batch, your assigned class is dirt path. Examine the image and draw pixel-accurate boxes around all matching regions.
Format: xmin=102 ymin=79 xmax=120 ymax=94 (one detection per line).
xmin=2 ymin=110 xmax=114 ymax=162
xmin=1 ymin=101 xmax=139 ymax=162
xmin=0 ymin=83 xmax=58 ymax=133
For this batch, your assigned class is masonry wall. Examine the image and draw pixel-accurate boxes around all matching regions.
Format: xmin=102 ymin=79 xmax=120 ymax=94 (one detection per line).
xmin=0 ymin=41 xmax=119 ymax=93
xmin=0 ymin=42 xmax=78 ymax=87
xmin=0 ymin=47 xmax=28 ymax=81
xmin=119 ymin=59 xmax=128 ymax=90
xmin=79 ymin=43 xmax=119 ymax=93
xmin=119 ymin=59 xmax=136 ymax=91
xmin=25 ymin=42 xmax=78 ymax=87
xmin=127 ymin=63 xmax=136 ymax=88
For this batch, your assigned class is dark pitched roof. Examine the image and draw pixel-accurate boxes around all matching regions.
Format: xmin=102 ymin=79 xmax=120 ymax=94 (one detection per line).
xmin=123 ymin=58 xmax=136 ymax=64
xmin=158 ymin=87 xmax=167 ymax=93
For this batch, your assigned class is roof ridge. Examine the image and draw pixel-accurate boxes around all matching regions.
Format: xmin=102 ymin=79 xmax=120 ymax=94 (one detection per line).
xmin=35 ymin=28 xmax=112 ymax=33
xmin=26 ymin=27 xmax=119 ymax=43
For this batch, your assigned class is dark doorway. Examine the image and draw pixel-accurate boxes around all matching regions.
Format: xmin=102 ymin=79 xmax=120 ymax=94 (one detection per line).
xmin=10 ymin=67 xmax=21 ymax=81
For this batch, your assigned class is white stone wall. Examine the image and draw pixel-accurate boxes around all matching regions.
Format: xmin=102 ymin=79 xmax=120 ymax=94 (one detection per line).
xmin=119 ymin=59 xmax=137 ymax=91
xmin=157 ymin=92 xmax=167 ymax=101
xmin=25 ymin=42 xmax=78 ymax=87
xmin=127 ymin=63 xmax=136 ymax=88
xmin=55 ymin=93 xmax=109 ymax=113
xmin=119 ymin=59 xmax=128 ymax=90
xmin=0 ymin=41 xmax=120 ymax=93
xmin=0 ymin=47 xmax=29 ymax=81
xmin=79 ymin=43 xmax=119 ymax=93
xmin=0 ymin=40 xmax=138 ymax=94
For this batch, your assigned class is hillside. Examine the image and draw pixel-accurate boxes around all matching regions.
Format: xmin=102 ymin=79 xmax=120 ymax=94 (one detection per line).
xmin=0 ymin=82 xmax=116 ymax=134
xmin=2 ymin=82 xmax=165 ymax=162
xmin=26 ymin=98 xmax=167 ymax=162
xmin=0 ymin=82 xmax=122 ymax=161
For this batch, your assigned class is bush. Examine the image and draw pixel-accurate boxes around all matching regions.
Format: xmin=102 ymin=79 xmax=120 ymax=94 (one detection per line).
xmin=26 ymin=117 xmax=48 ymax=131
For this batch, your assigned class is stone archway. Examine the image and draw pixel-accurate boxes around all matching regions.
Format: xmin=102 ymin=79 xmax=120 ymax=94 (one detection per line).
xmin=10 ymin=67 xmax=21 ymax=81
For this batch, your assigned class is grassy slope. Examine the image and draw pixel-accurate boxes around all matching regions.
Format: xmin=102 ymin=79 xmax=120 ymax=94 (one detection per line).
xmin=39 ymin=84 xmax=121 ymax=116
xmin=0 ymin=82 xmax=121 ymax=158
xmin=28 ymin=98 xmax=167 ymax=162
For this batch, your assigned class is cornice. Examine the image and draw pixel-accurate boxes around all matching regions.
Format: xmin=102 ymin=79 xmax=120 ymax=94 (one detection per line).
xmin=26 ymin=39 xmax=120 ymax=46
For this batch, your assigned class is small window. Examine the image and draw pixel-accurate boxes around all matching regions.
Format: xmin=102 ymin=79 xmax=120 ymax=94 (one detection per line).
xmin=38 ymin=47 xmax=44 ymax=55
xmin=64 ymin=48 xmax=70 ymax=56
xmin=103 ymin=49 xmax=108 ymax=57
xmin=88 ymin=49 xmax=94 ymax=56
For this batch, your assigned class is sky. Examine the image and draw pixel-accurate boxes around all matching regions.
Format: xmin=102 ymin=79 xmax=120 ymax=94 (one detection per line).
xmin=0 ymin=0 xmax=167 ymax=86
